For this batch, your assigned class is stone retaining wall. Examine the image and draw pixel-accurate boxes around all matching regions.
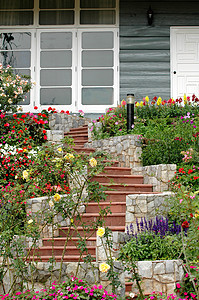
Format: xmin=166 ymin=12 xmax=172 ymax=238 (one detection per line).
xmin=85 ymin=135 xmax=143 ymax=169
xmin=46 ymin=130 xmax=64 ymax=143
xmin=133 ymin=164 xmax=177 ymax=192
xmin=126 ymin=192 xmax=173 ymax=229
xmin=49 ymin=113 xmax=91 ymax=132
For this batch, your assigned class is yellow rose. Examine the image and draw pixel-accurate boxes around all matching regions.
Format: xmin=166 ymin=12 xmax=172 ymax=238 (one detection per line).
xmin=89 ymin=157 xmax=97 ymax=167
xmin=97 ymin=227 xmax=105 ymax=237
xmin=57 ymin=147 xmax=62 ymax=152
xmin=49 ymin=200 xmax=54 ymax=207
xmin=23 ymin=170 xmax=29 ymax=180
xmin=157 ymin=97 xmax=162 ymax=105
xmin=64 ymin=153 xmax=74 ymax=160
xmin=139 ymin=101 xmax=144 ymax=107
xmin=135 ymin=102 xmax=140 ymax=107
xmin=145 ymin=96 xmax=149 ymax=102
xmin=54 ymin=193 xmax=61 ymax=202
xmin=99 ymin=262 xmax=110 ymax=273
xmin=28 ymin=219 xmax=33 ymax=225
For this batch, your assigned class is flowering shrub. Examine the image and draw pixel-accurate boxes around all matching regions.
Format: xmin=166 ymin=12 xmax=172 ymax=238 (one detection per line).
xmin=170 ymin=164 xmax=199 ymax=192
xmin=0 ymin=277 xmax=118 ymax=300
xmin=0 ymin=64 xmax=33 ymax=113
xmin=119 ymin=217 xmax=183 ymax=262
xmin=175 ymin=266 xmax=198 ymax=300
xmin=135 ymin=94 xmax=199 ymax=119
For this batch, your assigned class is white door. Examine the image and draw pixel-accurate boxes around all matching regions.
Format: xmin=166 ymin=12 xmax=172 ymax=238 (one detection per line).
xmin=171 ymin=27 xmax=199 ymax=99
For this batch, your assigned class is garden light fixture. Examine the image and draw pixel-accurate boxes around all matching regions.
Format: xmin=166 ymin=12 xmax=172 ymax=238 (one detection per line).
xmin=126 ymin=94 xmax=135 ymax=132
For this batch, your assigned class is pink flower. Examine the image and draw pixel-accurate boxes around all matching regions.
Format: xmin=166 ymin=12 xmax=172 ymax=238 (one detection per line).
xmin=176 ymin=283 xmax=181 ymax=289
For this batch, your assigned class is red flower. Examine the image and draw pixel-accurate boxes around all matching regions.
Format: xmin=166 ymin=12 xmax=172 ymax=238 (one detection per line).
xmin=44 ymin=135 xmax=47 ymax=140
xmin=182 ymin=221 xmax=189 ymax=228
xmin=188 ymin=169 xmax=193 ymax=174
xmin=179 ymin=168 xmax=186 ymax=174
xmin=34 ymin=106 xmax=38 ymax=109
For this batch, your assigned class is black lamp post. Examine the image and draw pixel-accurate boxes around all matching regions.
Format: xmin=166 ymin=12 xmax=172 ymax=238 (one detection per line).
xmin=126 ymin=94 xmax=135 ymax=132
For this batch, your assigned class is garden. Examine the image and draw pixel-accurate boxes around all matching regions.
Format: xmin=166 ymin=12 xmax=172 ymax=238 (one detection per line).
xmin=0 ymin=65 xmax=198 ymax=300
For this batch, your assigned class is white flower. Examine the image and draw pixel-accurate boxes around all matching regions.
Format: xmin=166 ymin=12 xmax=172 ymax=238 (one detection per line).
xmin=49 ymin=200 xmax=54 ymax=207
xmin=28 ymin=219 xmax=33 ymax=225
xmin=129 ymin=292 xmax=135 ymax=298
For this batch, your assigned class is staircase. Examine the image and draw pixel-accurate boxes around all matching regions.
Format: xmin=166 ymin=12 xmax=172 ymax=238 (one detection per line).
xmin=28 ymin=125 xmax=154 ymax=263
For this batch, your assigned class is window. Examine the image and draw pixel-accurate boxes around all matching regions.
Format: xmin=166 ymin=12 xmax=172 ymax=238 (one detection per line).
xmin=0 ymin=1 xmax=119 ymax=113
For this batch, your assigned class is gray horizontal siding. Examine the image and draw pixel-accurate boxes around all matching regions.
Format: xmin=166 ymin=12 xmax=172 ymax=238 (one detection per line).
xmin=119 ymin=0 xmax=199 ymax=101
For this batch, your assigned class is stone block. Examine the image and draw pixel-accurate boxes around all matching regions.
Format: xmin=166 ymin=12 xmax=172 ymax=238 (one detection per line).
xmin=125 ymin=212 xmax=135 ymax=223
xmin=165 ymin=261 xmax=174 ymax=273
xmin=166 ymin=283 xmax=176 ymax=294
xmin=138 ymin=261 xmax=152 ymax=278
xmin=153 ymin=262 xmax=165 ymax=275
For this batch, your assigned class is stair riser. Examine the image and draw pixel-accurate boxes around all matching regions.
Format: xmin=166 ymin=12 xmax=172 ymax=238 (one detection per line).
xmin=102 ymin=185 xmax=153 ymax=192
xmin=73 ymin=148 xmax=95 ymax=154
xmin=43 ymin=239 xmax=96 ymax=247
xmin=100 ymin=169 xmax=131 ymax=175
xmin=65 ymin=130 xmax=88 ymax=135
xmin=29 ymin=248 xmax=95 ymax=256
xmin=74 ymin=216 xmax=125 ymax=227
xmin=69 ymin=135 xmax=88 ymax=141
xmin=86 ymin=204 xmax=126 ymax=213
xmin=105 ymin=194 xmax=127 ymax=202
xmin=91 ymin=176 xmax=143 ymax=184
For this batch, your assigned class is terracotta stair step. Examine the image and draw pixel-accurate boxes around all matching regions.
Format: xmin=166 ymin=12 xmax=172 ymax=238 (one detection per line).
xmin=85 ymin=202 xmax=126 ymax=213
xmin=104 ymin=191 xmax=161 ymax=202
xmin=43 ymin=237 xmax=96 ymax=247
xmin=27 ymin=255 xmax=96 ymax=262
xmin=66 ymin=133 xmax=88 ymax=140
xmin=69 ymin=125 xmax=88 ymax=132
xmin=74 ymin=213 xmax=125 ymax=227
xmin=72 ymin=147 xmax=95 ymax=154
xmin=103 ymin=160 xmax=119 ymax=167
xmin=101 ymin=167 xmax=132 ymax=175
xmin=125 ymin=282 xmax=133 ymax=293
xmin=29 ymin=246 xmax=96 ymax=256
xmin=65 ymin=129 xmax=88 ymax=135
xmin=101 ymin=183 xmax=153 ymax=192
xmin=74 ymin=141 xmax=87 ymax=147
xmin=91 ymin=174 xmax=143 ymax=184
xmin=59 ymin=225 xmax=125 ymax=237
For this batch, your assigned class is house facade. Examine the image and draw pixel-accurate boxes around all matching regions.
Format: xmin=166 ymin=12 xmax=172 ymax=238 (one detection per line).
xmin=0 ymin=0 xmax=199 ymax=113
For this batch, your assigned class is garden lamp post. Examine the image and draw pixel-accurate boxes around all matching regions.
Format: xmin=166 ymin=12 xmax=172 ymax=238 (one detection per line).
xmin=126 ymin=94 xmax=135 ymax=132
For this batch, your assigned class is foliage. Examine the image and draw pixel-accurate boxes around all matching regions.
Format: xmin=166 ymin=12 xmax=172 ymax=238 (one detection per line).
xmin=174 ymin=266 xmax=198 ymax=300
xmin=135 ymin=95 xmax=199 ymax=119
xmin=0 ymin=64 xmax=33 ymax=113
xmin=170 ymin=164 xmax=199 ymax=192
xmin=0 ymin=277 xmax=118 ymax=299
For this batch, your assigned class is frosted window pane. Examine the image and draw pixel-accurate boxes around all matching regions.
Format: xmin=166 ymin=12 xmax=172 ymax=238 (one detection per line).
xmin=0 ymin=51 xmax=30 ymax=68
xmin=41 ymin=32 xmax=72 ymax=49
xmin=0 ymin=32 xmax=31 ymax=50
xmin=82 ymin=88 xmax=113 ymax=105
xmin=0 ymin=0 xmax=33 ymax=9
xmin=82 ymin=69 xmax=113 ymax=86
xmin=40 ymin=88 xmax=72 ymax=105
xmin=40 ymin=11 xmax=74 ymax=25
xmin=0 ymin=11 xmax=33 ymax=25
xmin=80 ymin=10 xmax=115 ymax=24
xmin=82 ymin=50 xmax=113 ymax=67
xmin=41 ymin=51 xmax=72 ymax=68
xmin=40 ymin=0 xmax=74 ymax=9
xmin=82 ymin=32 xmax=113 ymax=49
xmin=14 ymin=69 xmax=30 ymax=77
xmin=40 ymin=69 xmax=72 ymax=86
xmin=80 ymin=0 xmax=116 ymax=8
xmin=18 ymin=92 xmax=30 ymax=105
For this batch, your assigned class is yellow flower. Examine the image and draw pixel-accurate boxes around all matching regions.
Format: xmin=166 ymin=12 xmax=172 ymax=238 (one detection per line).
xmin=99 ymin=262 xmax=110 ymax=273
xmin=23 ymin=148 xmax=28 ymax=152
xmin=145 ymin=96 xmax=149 ymax=102
xmin=89 ymin=157 xmax=97 ymax=167
xmin=64 ymin=153 xmax=74 ymax=160
xmin=57 ymin=147 xmax=62 ymax=152
xmin=195 ymin=211 xmax=199 ymax=218
xmin=28 ymin=219 xmax=33 ymax=225
xmin=183 ymin=94 xmax=187 ymax=103
xmin=97 ymin=227 xmax=105 ymax=237
xmin=139 ymin=101 xmax=144 ymax=107
xmin=54 ymin=193 xmax=61 ymax=202
xmin=49 ymin=200 xmax=54 ymax=207
xmin=157 ymin=97 xmax=162 ymax=105
xmin=135 ymin=102 xmax=140 ymax=107
xmin=71 ymin=218 xmax=74 ymax=223
xmin=23 ymin=170 xmax=29 ymax=180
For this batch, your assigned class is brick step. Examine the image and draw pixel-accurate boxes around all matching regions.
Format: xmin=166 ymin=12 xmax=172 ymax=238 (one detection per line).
xmin=29 ymin=246 xmax=96 ymax=256
xmin=66 ymin=134 xmax=88 ymax=141
xmin=103 ymin=160 xmax=119 ymax=167
xmin=43 ymin=237 xmax=96 ymax=247
xmin=72 ymin=147 xmax=96 ymax=154
xmin=104 ymin=191 xmax=161 ymax=202
xmin=74 ymin=213 xmax=125 ymax=227
xmin=69 ymin=126 xmax=88 ymax=132
xmin=65 ymin=129 xmax=88 ymax=135
xmin=102 ymin=183 xmax=153 ymax=193
xmin=125 ymin=282 xmax=133 ymax=293
xmin=59 ymin=226 xmax=125 ymax=237
xmin=73 ymin=141 xmax=87 ymax=147
xmin=85 ymin=202 xmax=126 ymax=213
xmin=91 ymin=175 xmax=143 ymax=185
xmin=27 ymin=255 xmax=96 ymax=262
xmin=101 ymin=167 xmax=132 ymax=175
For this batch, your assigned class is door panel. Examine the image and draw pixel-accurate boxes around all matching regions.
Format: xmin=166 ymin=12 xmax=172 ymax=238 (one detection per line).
xmin=171 ymin=27 xmax=199 ymax=99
